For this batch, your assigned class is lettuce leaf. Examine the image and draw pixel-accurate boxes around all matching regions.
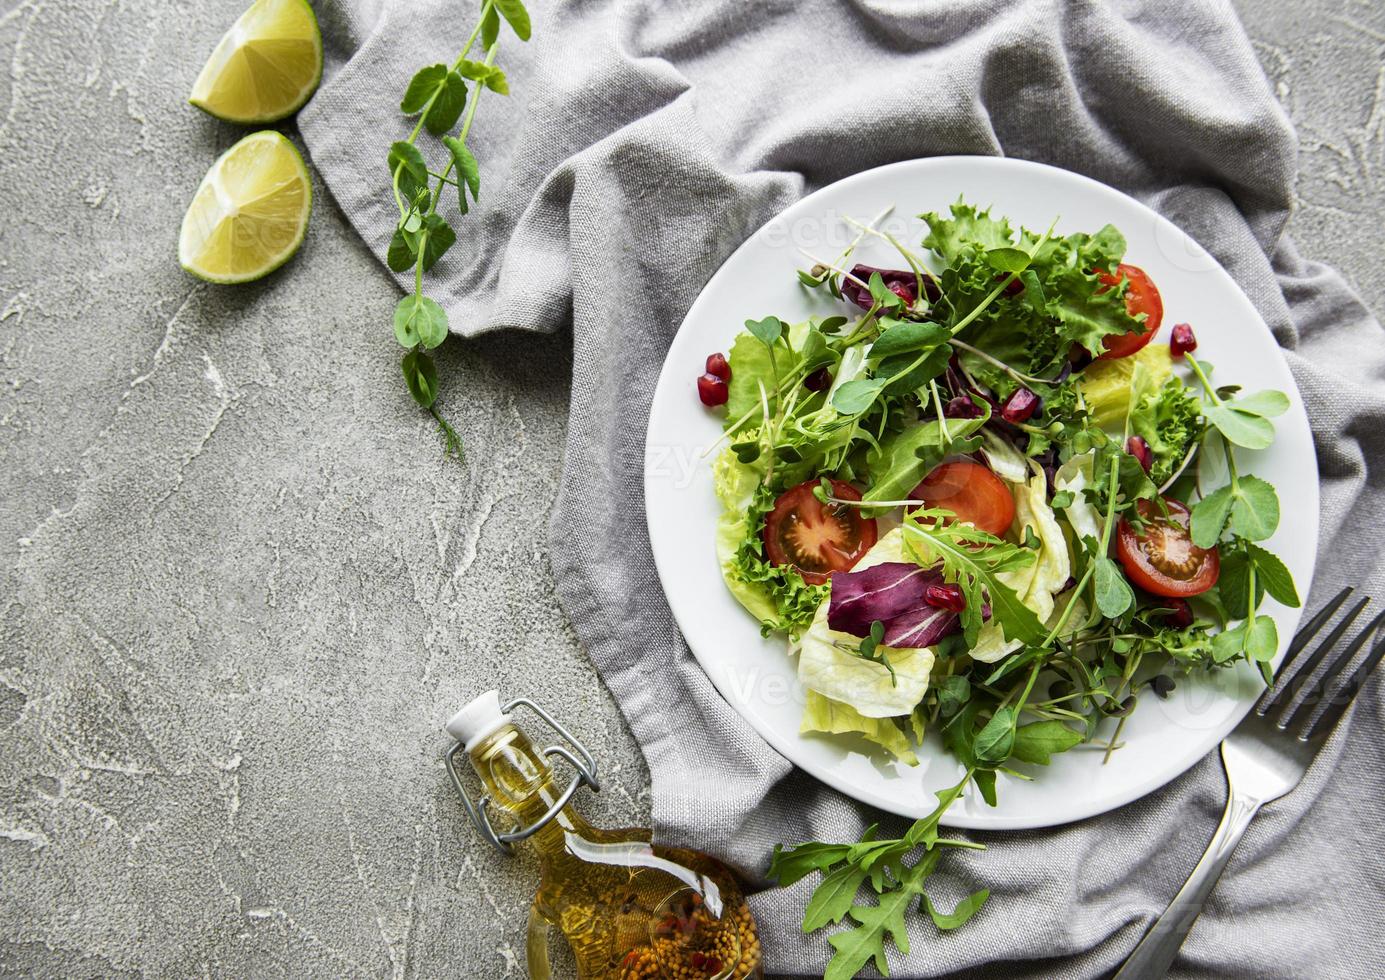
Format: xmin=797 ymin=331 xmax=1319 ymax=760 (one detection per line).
xmin=1130 ymin=377 xmax=1204 ymax=486
xmin=800 ymin=691 xmax=919 ymax=766
xmin=713 ymin=445 xmax=825 ymax=635
xmin=1079 ymin=344 xmax=1173 ymax=429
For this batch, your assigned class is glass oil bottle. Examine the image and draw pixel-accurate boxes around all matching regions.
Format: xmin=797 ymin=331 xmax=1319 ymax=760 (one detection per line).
xmin=444 ymin=691 xmax=764 ymax=980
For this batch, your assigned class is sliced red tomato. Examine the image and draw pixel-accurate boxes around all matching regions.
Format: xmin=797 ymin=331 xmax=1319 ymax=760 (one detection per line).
xmin=908 ymin=461 xmax=1015 ymax=537
xmin=763 ymin=479 xmax=877 ymax=585
xmin=1116 ymin=498 xmax=1219 ymax=597
xmin=1096 ymin=263 xmax=1163 ymax=360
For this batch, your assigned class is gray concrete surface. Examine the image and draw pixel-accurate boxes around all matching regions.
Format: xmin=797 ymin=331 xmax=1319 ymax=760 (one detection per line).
xmin=0 ymin=0 xmax=1381 ymax=977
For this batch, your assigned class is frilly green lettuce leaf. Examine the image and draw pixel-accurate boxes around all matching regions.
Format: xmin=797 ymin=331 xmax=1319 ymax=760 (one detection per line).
xmin=800 ymin=690 xmax=918 ymax=766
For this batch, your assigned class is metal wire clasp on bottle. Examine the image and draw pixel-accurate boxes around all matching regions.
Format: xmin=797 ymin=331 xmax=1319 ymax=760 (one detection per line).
xmin=444 ymin=696 xmax=602 ymax=856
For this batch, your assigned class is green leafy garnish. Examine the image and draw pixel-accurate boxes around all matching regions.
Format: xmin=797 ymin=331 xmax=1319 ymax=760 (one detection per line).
xmin=385 ymin=0 xmax=532 ymax=457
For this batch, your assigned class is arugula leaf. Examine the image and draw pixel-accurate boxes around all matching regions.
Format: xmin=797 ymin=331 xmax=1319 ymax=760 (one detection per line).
xmin=767 ymin=841 xmax=853 ymax=887
xmin=973 ymin=707 xmax=1016 ymax=764
xmin=902 ymin=517 xmax=1043 ymax=646
xmin=802 ymin=864 xmax=870 ymax=931
xmin=824 ymin=882 xmax=918 ymax=980
xmin=1011 ymin=720 xmax=1083 ymax=765
xmin=922 ymin=888 xmax=990 ymax=930
xmin=937 ymin=675 xmax=971 ymax=719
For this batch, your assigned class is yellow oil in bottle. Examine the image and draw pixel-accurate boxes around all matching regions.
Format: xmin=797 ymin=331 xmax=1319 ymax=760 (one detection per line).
xmin=448 ymin=694 xmax=763 ymax=980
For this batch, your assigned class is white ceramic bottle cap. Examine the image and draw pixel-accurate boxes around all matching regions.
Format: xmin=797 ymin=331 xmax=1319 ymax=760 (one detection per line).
xmin=445 ymin=690 xmax=512 ymax=750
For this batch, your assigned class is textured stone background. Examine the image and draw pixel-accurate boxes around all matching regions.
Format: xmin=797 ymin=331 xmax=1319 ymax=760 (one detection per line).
xmin=0 ymin=0 xmax=1381 ymax=977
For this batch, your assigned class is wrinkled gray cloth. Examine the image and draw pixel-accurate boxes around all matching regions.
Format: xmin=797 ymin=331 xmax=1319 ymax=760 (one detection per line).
xmin=298 ymin=0 xmax=1385 ymax=975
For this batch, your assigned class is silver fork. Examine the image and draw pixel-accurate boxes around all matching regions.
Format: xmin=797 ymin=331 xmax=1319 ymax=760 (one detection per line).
xmin=1114 ymin=587 xmax=1385 ymax=979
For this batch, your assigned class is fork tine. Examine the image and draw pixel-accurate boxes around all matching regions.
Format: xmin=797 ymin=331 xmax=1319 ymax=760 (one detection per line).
xmin=1257 ymin=595 xmax=1369 ymax=717
xmin=1279 ymin=587 xmax=1353 ymax=676
xmin=1277 ymin=608 xmax=1385 ymax=734
xmin=1300 ymin=623 xmax=1385 ymax=742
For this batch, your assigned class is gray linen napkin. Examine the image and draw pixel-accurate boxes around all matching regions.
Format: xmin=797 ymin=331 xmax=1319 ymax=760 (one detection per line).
xmin=298 ymin=0 xmax=1385 ymax=975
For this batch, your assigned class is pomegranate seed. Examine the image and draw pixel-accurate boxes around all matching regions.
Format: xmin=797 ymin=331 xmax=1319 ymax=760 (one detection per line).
xmin=995 ymin=273 xmax=1024 ymax=296
xmin=705 ymin=957 xmax=723 ymax=974
xmin=691 ymin=952 xmax=708 ymax=969
xmin=1126 ymin=435 xmax=1152 ymax=473
xmin=1001 ymin=387 xmax=1039 ymax=423
xmin=697 ymin=373 xmax=728 ymax=407
xmin=705 ymin=352 xmax=731 ymax=381
xmin=1162 ymin=597 xmax=1194 ymax=629
xmin=925 ymin=582 xmax=966 ymax=612
xmin=804 ymin=367 xmax=833 ymax=392
xmin=1170 ymin=323 xmax=1197 ymax=358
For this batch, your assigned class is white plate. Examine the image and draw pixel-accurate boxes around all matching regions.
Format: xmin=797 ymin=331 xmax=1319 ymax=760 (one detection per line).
xmin=644 ymin=156 xmax=1318 ymax=829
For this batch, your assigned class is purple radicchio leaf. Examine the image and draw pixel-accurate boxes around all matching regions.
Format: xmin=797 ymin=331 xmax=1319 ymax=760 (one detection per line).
xmin=840 ymin=264 xmax=941 ymax=312
xmin=827 ymin=561 xmax=965 ymax=649
xmin=828 ymin=562 xmax=936 ymax=637
xmin=879 ymin=604 xmax=959 ymax=648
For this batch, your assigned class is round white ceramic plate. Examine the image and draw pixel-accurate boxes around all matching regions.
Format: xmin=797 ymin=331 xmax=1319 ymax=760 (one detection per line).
xmin=644 ymin=156 xmax=1318 ymax=829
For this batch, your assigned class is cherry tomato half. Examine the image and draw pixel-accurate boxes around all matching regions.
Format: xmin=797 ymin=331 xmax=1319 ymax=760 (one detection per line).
xmin=908 ymin=461 xmax=1015 ymax=537
xmin=1097 ymin=263 xmax=1163 ymax=360
xmin=763 ymin=479 xmax=877 ymax=585
xmin=1115 ymin=497 xmax=1220 ymax=597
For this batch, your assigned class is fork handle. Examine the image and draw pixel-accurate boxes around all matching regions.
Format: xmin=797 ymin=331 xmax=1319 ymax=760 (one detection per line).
xmin=1112 ymin=789 xmax=1263 ymax=979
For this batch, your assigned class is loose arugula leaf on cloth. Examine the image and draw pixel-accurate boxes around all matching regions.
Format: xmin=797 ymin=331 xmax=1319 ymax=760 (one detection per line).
xmin=769 ymin=770 xmax=989 ymax=980
xmin=923 ymin=888 xmax=991 ymax=930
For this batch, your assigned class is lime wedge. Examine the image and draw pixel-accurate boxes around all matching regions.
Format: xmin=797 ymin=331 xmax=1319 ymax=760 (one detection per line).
xmin=189 ymin=0 xmax=322 ymax=124
xmin=179 ymin=131 xmax=312 ymax=284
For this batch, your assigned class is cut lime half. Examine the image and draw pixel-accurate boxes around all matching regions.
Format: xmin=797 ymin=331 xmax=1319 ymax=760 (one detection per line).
xmin=179 ymin=130 xmax=312 ymax=284
xmin=190 ymin=0 xmax=322 ymax=124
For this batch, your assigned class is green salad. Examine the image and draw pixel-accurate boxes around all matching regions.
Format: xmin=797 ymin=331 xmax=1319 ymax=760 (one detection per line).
xmin=693 ymin=200 xmax=1299 ymax=976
